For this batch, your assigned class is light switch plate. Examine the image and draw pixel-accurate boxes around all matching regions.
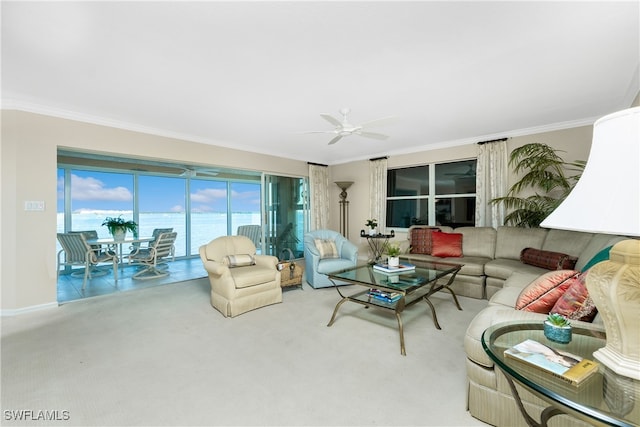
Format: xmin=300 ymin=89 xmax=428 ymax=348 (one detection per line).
xmin=24 ymin=201 xmax=45 ymax=211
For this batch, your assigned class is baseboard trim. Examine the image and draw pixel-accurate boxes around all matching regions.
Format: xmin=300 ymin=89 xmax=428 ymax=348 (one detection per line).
xmin=1 ymin=302 xmax=59 ymax=317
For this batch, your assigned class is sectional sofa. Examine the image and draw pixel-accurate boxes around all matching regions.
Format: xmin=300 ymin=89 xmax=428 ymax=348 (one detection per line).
xmin=401 ymin=225 xmax=630 ymax=426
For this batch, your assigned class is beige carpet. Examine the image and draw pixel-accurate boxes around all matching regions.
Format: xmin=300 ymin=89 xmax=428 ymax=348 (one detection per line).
xmin=1 ymin=279 xmax=489 ymax=426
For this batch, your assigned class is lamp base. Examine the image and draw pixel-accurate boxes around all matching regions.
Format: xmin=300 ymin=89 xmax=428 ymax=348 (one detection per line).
xmin=594 ymin=347 xmax=640 ymax=380
xmin=586 ymin=239 xmax=640 ymax=381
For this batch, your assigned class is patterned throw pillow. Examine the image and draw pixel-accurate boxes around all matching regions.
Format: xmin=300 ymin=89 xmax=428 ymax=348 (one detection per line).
xmin=515 ymin=270 xmax=578 ymax=313
xmin=551 ymin=271 xmax=598 ymax=322
xmin=431 ymin=231 xmax=463 ymax=258
xmin=520 ymin=247 xmax=578 ymax=270
xmin=409 ymin=227 xmax=440 ymax=254
xmin=315 ymin=239 xmax=339 ymax=259
xmin=223 ymin=254 xmax=256 ymax=267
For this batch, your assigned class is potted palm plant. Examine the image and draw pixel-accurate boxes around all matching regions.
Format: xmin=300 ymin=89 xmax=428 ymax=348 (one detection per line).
xmin=102 ymin=215 xmax=137 ymax=241
xmin=491 ymin=143 xmax=585 ymax=227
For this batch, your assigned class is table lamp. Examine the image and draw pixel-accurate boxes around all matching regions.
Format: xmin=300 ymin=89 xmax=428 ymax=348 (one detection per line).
xmin=541 ymin=106 xmax=640 ymax=379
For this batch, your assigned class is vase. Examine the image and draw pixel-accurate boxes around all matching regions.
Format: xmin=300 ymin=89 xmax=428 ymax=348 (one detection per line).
xmin=112 ymin=228 xmax=127 ymax=242
xmin=369 ymin=229 xmax=377 ymax=236
xmin=543 ymin=321 xmax=572 ymax=344
xmin=388 ymin=256 xmax=400 ymax=268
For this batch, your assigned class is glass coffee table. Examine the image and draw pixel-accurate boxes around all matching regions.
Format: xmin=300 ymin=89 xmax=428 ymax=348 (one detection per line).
xmin=326 ymin=260 xmax=462 ymax=355
xmin=482 ymin=321 xmax=640 ymax=427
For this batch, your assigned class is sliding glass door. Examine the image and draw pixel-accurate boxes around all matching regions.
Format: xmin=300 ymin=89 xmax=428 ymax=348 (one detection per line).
xmin=263 ymin=174 xmax=309 ymax=259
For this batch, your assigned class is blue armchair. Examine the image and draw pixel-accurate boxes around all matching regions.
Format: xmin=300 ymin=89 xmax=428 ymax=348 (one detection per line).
xmin=304 ymin=229 xmax=358 ymax=288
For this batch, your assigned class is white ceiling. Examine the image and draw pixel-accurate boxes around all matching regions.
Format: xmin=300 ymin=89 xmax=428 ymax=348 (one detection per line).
xmin=2 ymin=1 xmax=639 ymax=165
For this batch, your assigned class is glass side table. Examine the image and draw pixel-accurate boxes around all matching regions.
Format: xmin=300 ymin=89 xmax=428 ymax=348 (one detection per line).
xmin=482 ymin=321 xmax=640 ymax=427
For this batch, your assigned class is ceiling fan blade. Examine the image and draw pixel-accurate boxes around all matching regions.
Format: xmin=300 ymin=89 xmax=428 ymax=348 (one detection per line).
xmin=320 ymin=114 xmax=342 ymax=128
xmin=328 ymin=135 xmax=343 ymax=145
xmin=300 ymin=130 xmax=337 ymax=134
xmin=358 ymin=131 xmax=389 ymax=140
xmin=360 ymin=115 xmax=397 ymax=129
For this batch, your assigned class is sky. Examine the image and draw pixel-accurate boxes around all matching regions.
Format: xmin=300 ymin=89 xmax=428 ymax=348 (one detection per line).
xmin=57 ymin=169 xmax=261 ymax=213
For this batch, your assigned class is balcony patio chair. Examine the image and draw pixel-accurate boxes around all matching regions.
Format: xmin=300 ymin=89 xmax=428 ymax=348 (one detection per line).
xmin=57 ymin=232 xmax=119 ymax=290
xmin=128 ymin=232 xmax=178 ymax=280
xmin=237 ymin=224 xmax=262 ymax=248
xmin=128 ymin=227 xmax=175 ymax=262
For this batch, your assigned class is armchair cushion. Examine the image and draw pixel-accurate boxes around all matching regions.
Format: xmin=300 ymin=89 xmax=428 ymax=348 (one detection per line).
xmin=315 ymin=239 xmax=339 ymax=259
xmin=223 ymin=254 xmax=256 ymax=267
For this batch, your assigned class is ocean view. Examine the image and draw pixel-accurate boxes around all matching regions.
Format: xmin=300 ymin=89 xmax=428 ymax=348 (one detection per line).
xmin=57 ymin=212 xmax=261 ymax=257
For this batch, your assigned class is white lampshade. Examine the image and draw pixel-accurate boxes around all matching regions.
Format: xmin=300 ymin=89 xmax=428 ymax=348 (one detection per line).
xmin=541 ymin=106 xmax=640 ymax=236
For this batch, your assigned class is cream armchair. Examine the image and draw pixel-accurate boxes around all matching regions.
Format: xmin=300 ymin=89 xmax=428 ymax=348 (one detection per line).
xmin=199 ymin=235 xmax=282 ymax=317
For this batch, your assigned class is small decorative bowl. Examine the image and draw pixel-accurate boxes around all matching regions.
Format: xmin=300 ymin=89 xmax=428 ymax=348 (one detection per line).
xmin=544 ymin=321 xmax=572 ymax=344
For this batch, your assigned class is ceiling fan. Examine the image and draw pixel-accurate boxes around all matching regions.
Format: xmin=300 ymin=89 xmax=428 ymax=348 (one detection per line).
xmin=179 ymin=167 xmax=219 ymax=178
xmin=303 ymin=108 xmax=395 ymax=145
xmin=445 ymin=164 xmax=476 ymax=177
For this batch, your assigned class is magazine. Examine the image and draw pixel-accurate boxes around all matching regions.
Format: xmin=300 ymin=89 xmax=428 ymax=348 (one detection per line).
xmin=504 ymin=339 xmax=599 ymax=385
xmin=372 ymin=263 xmax=416 ymax=273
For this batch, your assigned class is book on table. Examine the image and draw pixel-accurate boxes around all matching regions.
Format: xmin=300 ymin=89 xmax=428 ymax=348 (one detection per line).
xmin=504 ymin=339 xmax=599 ymax=386
xmin=373 ymin=263 xmax=415 ymax=273
xmin=367 ymin=289 xmax=402 ymax=303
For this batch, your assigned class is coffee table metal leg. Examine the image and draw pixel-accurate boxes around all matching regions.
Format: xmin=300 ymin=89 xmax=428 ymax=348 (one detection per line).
xmin=327 ymin=297 xmax=348 ymax=327
xmin=422 ymin=297 xmax=442 ymax=330
xmin=395 ymin=312 xmax=406 ymax=356
xmin=502 ymin=367 xmax=563 ymax=427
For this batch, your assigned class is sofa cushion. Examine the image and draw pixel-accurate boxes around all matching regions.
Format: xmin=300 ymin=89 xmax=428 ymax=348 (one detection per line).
xmin=494 ymin=226 xmax=547 ymax=260
xmin=231 ymin=265 xmax=278 ymax=288
xmin=431 ymin=231 xmax=463 ymax=257
xmin=408 ymin=226 xmax=440 ymax=254
xmin=520 ymin=247 xmax=578 ymax=270
xmin=456 ymin=226 xmax=497 ymax=258
xmin=515 ymin=270 xmax=578 ymax=313
xmin=223 ymin=254 xmax=256 ymax=267
xmin=315 ymin=239 xmax=339 ymax=259
xmin=541 ymin=229 xmax=594 ymax=257
xmin=550 ymin=272 xmax=598 ymax=322
xmin=575 ymin=234 xmax=627 ymax=271
xmin=485 ymin=258 xmax=547 ymax=280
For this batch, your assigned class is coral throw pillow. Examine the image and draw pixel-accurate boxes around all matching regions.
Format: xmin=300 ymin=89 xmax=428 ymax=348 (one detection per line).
xmin=431 ymin=231 xmax=463 ymax=258
xmin=551 ymin=271 xmax=598 ymax=322
xmin=515 ymin=269 xmax=578 ymax=313
xmin=409 ymin=227 xmax=440 ymax=255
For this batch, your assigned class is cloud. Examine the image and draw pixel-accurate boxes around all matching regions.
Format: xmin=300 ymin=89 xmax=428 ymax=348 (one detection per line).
xmin=170 ymin=205 xmax=184 ymax=213
xmin=69 ymin=174 xmax=132 ymax=201
xmin=191 ymin=188 xmax=227 ymax=204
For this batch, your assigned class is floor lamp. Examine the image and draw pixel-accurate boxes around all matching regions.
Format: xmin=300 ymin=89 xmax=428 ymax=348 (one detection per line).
xmin=335 ymin=181 xmax=353 ymax=237
xmin=541 ymin=106 xmax=640 ymax=380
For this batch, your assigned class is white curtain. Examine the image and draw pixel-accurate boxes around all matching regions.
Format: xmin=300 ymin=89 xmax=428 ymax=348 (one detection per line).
xmin=475 ymin=141 xmax=508 ymax=227
xmin=369 ymin=158 xmax=388 ymax=233
xmin=309 ymin=163 xmax=329 ymax=230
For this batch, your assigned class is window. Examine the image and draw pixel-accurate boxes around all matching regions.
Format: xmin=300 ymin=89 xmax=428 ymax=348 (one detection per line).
xmin=386 ymin=159 xmax=476 ymax=228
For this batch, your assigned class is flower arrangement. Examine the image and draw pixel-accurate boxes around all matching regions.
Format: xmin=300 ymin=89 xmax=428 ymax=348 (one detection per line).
xmin=102 ymin=215 xmax=138 ymax=235
xmin=365 ymin=219 xmax=378 ymax=229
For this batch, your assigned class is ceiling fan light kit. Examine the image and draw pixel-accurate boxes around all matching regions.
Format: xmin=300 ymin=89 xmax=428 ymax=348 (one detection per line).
xmin=304 ymin=108 xmax=395 ymax=145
